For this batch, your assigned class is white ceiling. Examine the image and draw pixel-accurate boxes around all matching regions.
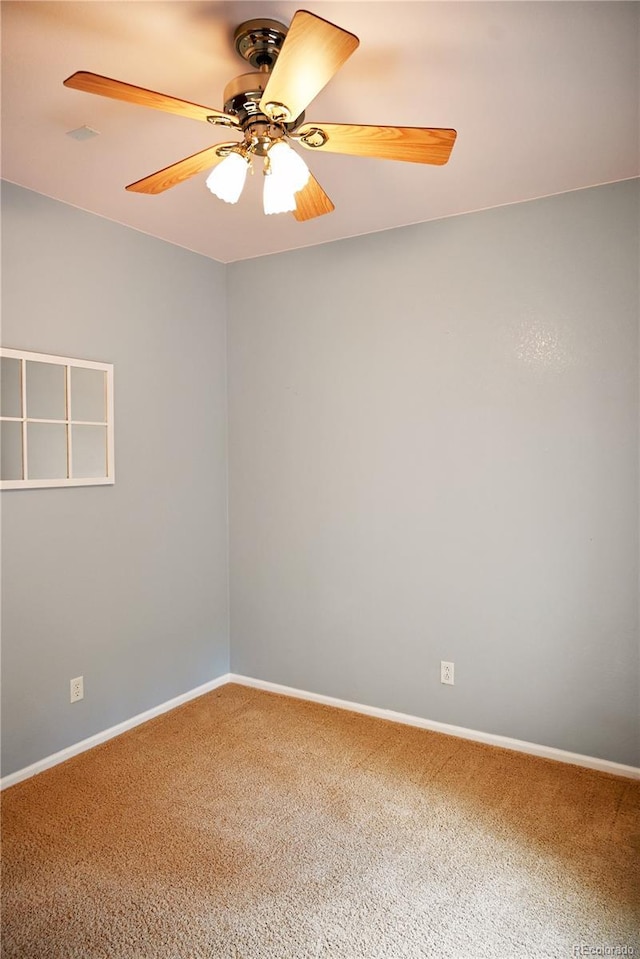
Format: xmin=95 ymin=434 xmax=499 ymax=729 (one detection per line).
xmin=2 ymin=1 xmax=638 ymax=263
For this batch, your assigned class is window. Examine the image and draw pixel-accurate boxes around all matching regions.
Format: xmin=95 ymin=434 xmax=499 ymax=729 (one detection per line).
xmin=0 ymin=348 xmax=114 ymax=489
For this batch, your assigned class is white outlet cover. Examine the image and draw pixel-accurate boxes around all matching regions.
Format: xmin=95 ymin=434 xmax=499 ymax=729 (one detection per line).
xmin=440 ymin=662 xmax=455 ymax=685
xmin=70 ymin=676 xmax=84 ymax=702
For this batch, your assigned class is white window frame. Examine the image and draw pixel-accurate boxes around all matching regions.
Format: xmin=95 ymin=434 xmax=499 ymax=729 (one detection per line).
xmin=0 ymin=347 xmax=115 ymax=490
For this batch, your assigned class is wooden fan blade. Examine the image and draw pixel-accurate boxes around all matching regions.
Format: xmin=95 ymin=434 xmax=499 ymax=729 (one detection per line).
xmin=259 ymin=11 xmax=359 ymax=124
xmin=64 ymin=72 xmax=238 ymax=126
xmin=296 ymin=123 xmax=457 ymax=165
xmin=126 ymin=144 xmax=237 ymax=194
xmin=293 ymin=173 xmax=335 ymax=221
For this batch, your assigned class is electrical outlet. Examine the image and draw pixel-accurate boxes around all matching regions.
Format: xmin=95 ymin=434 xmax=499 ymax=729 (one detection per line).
xmin=440 ymin=661 xmax=454 ymax=685
xmin=70 ymin=676 xmax=84 ymax=703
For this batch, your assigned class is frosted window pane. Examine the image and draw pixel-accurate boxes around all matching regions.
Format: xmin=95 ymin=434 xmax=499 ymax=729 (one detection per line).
xmin=26 ymin=362 xmax=66 ymax=420
xmin=27 ymin=423 xmax=67 ymax=479
xmin=1 ymin=421 xmax=23 ymax=480
xmin=1 ymin=358 xmax=22 ymax=418
xmin=72 ymin=425 xmax=107 ymax=478
xmin=71 ymin=367 xmax=106 ymax=422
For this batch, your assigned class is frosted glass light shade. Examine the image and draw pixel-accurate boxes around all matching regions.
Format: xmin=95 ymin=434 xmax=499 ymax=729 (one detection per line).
xmin=263 ymin=141 xmax=310 ymax=215
xmin=206 ymin=152 xmax=249 ymax=204
xmin=263 ymin=174 xmax=297 ymax=215
xmin=267 ymin=141 xmax=310 ymax=192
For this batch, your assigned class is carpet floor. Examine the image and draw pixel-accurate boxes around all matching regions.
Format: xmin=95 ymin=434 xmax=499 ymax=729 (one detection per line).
xmin=1 ymin=683 xmax=639 ymax=958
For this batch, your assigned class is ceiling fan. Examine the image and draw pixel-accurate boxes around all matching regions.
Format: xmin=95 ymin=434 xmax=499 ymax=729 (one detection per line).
xmin=64 ymin=9 xmax=457 ymax=221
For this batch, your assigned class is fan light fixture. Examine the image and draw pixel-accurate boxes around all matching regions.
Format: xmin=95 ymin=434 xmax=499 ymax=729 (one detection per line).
xmin=263 ymin=140 xmax=310 ymax=215
xmin=205 ymin=140 xmax=310 ymax=214
xmin=63 ymin=9 xmax=458 ymax=222
xmin=263 ymin=172 xmax=296 ymax=215
xmin=268 ymin=141 xmax=310 ymax=191
xmin=205 ymin=150 xmax=250 ymax=204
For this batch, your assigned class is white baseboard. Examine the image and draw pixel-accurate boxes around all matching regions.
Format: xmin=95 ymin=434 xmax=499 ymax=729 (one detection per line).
xmin=3 ymin=670 xmax=637 ymax=789
xmin=228 ymin=673 xmax=640 ymax=780
xmin=0 ymin=673 xmax=232 ymax=791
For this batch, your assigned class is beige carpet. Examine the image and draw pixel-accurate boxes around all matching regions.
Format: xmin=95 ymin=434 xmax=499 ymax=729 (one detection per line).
xmin=1 ymin=683 xmax=638 ymax=958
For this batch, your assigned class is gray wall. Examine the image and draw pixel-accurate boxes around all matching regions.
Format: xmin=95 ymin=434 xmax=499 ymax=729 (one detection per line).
xmin=3 ymin=179 xmax=638 ymax=776
xmin=1 ymin=182 xmax=230 ymax=777
xmin=228 ymin=179 xmax=639 ymax=766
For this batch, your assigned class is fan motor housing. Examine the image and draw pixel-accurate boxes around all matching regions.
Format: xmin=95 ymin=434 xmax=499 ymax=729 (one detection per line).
xmin=223 ymin=72 xmax=268 ymax=124
xmin=223 ymin=72 xmax=304 ymax=146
